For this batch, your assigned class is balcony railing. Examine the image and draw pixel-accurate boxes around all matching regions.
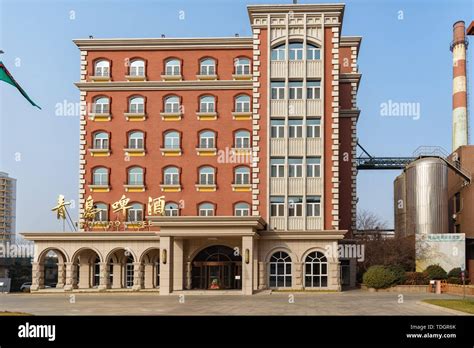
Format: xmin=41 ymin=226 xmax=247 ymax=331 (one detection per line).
xmin=288 ymin=177 xmax=304 ymax=195
xmin=270 ymin=177 xmax=285 ymax=195
xmin=307 ymin=177 xmax=323 ymax=195
xmin=270 ymin=138 xmax=286 ymax=156
xmin=288 ymin=138 xmax=305 ymax=156
xmin=307 ymin=138 xmax=323 ymax=156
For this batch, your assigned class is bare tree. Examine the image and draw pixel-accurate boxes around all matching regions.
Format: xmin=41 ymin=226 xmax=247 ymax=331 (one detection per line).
xmin=356 ymin=209 xmax=388 ymax=231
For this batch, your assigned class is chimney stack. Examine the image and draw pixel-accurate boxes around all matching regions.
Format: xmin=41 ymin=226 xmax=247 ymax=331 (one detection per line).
xmin=451 ymin=21 xmax=468 ymax=151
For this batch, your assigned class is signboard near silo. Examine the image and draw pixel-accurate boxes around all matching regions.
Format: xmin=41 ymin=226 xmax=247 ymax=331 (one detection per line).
xmin=416 ymin=233 xmax=466 ymax=272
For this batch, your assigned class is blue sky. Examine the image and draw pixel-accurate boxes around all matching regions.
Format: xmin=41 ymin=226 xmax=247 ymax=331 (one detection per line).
xmin=0 ymin=0 xmax=472 ymax=232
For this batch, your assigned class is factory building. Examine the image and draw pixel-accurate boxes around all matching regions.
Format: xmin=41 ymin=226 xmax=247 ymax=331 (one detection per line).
xmin=23 ymin=3 xmax=362 ymax=294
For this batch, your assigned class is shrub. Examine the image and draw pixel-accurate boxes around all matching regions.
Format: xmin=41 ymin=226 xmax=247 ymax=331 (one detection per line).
xmin=447 ymin=267 xmax=462 ymax=279
xmin=447 ymin=277 xmax=462 ymax=284
xmin=388 ymin=265 xmax=407 ymax=285
xmin=404 ymin=272 xmax=429 ymax=285
xmin=363 ymin=265 xmax=397 ymax=289
xmin=423 ymin=265 xmax=447 ymax=280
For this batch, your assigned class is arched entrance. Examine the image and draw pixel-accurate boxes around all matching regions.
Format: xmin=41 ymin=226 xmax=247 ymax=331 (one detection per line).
xmin=191 ymin=245 xmax=242 ymax=290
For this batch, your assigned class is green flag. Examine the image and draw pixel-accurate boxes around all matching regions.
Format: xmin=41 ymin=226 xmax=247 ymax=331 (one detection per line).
xmin=0 ymin=61 xmax=41 ymax=109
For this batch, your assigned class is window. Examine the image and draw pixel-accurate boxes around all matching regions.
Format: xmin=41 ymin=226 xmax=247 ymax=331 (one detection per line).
xmin=271 ymin=158 xmax=285 ymax=178
xmin=289 ymin=82 xmax=303 ymax=100
xmin=200 ymin=96 xmax=215 ymax=113
xmin=235 ymin=95 xmax=250 ymax=113
xmin=235 ymin=57 xmax=250 ymax=75
xmin=130 ymin=59 xmax=145 ymax=76
xmin=271 ymin=120 xmax=285 ymax=138
xmin=307 ymin=196 xmax=321 ymax=217
xmin=164 ymin=167 xmax=179 ymax=185
xmin=93 ymin=97 xmax=109 ymax=114
xmin=307 ymin=158 xmax=321 ymax=178
xmin=288 ymin=158 xmax=303 ymax=177
xmin=200 ymin=58 xmax=216 ymax=75
xmin=269 ymin=251 xmax=292 ymax=288
xmin=307 ymin=119 xmax=321 ymax=138
xmin=94 ymin=60 xmax=109 ymax=77
xmin=199 ymin=166 xmax=215 ymax=185
xmin=92 ymin=167 xmax=108 ymax=186
xmin=235 ymin=166 xmax=250 ymax=185
xmin=165 ymin=202 xmax=179 ymax=216
xmin=199 ymin=203 xmax=214 ymax=216
xmin=271 ymin=44 xmax=286 ymax=61
xmin=93 ymin=256 xmax=100 ymax=287
xmin=128 ymin=203 xmax=143 ymax=222
xmin=199 ymin=130 xmax=215 ymax=149
xmin=289 ymin=42 xmax=303 ymax=60
xmin=234 ymin=202 xmax=250 ymax=216
xmin=455 ymin=192 xmax=461 ymax=213
xmin=129 ymin=97 xmax=145 ymax=113
xmin=271 ymin=82 xmax=285 ymax=100
xmin=289 ymin=120 xmax=303 ymax=138
xmin=307 ymin=81 xmax=321 ymax=99
xmin=235 ymin=130 xmax=250 ymax=149
xmin=270 ymin=196 xmax=285 ymax=217
xmin=304 ymin=251 xmax=328 ymax=288
xmin=164 ymin=131 xmax=180 ymax=149
xmin=288 ymin=196 xmax=303 ymax=217
xmin=164 ymin=96 xmax=180 ymax=113
xmin=165 ymin=59 xmax=180 ymax=75
xmin=128 ymin=131 xmax=144 ymax=149
xmin=307 ymin=43 xmax=321 ymax=60
xmin=94 ymin=203 xmax=108 ymax=222
xmin=128 ymin=167 xmax=144 ymax=185
xmin=93 ymin=132 xmax=109 ymax=149
xmin=124 ymin=256 xmax=134 ymax=288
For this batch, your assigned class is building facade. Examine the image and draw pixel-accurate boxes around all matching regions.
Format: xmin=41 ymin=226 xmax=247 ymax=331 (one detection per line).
xmin=24 ymin=3 xmax=362 ymax=294
xmin=0 ymin=172 xmax=16 ymax=243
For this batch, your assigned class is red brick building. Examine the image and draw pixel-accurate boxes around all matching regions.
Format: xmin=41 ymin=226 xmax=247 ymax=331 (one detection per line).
xmin=25 ymin=3 xmax=362 ymax=295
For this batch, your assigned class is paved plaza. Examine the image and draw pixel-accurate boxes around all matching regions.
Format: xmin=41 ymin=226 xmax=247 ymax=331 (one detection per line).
xmin=0 ymin=290 xmax=467 ymax=315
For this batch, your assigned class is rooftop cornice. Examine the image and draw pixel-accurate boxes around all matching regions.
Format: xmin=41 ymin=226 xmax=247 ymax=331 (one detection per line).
xmin=147 ymin=216 xmax=266 ymax=230
xmin=247 ymin=3 xmax=345 ymax=23
xmin=75 ymin=80 xmax=253 ymax=91
xmin=73 ymin=37 xmax=253 ymax=51
xmin=21 ymin=232 xmax=160 ymax=241
xmin=259 ymin=230 xmax=347 ymax=240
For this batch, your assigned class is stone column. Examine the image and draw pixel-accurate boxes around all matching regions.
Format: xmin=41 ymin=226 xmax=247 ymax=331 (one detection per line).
xmin=98 ymin=262 xmax=109 ymax=291
xmin=56 ymin=263 xmax=65 ymax=289
xmin=258 ymin=261 xmax=267 ymax=290
xmin=78 ymin=258 xmax=90 ymax=289
xmin=172 ymin=239 xmax=183 ymax=291
xmin=185 ymin=262 xmax=192 ymax=290
xmin=294 ymin=262 xmax=304 ymax=290
xmin=132 ymin=262 xmax=143 ymax=291
xmin=159 ymin=236 xmax=173 ymax=295
xmin=242 ymin=236 xmax=254 ymax=295
xmin=30 ymin=262 xmax=44 ymax=291
xmin=144 ymin=263 xmax=154 ymax=289
xmin=112 ymin=263 xmax=122 ymax=289
xmin=64 ymin=262 xmax=77 ymax=291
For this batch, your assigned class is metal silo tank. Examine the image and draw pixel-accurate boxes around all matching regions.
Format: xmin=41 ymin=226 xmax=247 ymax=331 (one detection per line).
xmin=405 ymin=157 xmax=449 ymax=235
xmin=394 ymin=173 xmax=407 ymax=237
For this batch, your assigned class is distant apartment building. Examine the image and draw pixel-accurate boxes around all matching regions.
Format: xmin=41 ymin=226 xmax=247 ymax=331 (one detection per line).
xmin=0 ymin=172 xmax=16 ymax=243
xmin=24 ymin=3 xmax=362 ymax=294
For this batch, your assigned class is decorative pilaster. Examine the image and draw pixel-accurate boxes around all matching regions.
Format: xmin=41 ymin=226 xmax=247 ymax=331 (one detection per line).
xmin=64 ymin=262 xmax=77 ymax=291
xmin=98 ymin=262 xmax=109 ymax=291
xmin=30 ymin=262 xmax=44 ymax=291
xmin=331 ymin=26 xmax=340 ymax=230
xmin=132 ymin=262 xmax=143 ymax=291
xmin=56 ymin=262 xmax=65 ymax=289
xmin=252 ymin=27 xmax=262 ymax=217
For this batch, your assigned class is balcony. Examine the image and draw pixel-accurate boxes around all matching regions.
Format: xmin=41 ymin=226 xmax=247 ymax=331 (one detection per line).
xmin=307 ymin=100 xmax=322 ymax=117
xmin=160 ymin=184 xmax=181 ymax=192
xmin=307 ymin=216 xmax=323 ymax=230
xmin=232 ymin=112 xmax=252 ymax=121
xmin=160 ymin=111 xmax=182 ymax=121
xmin=307 ymin=60 xmax=322 ymax=78
xmin=89 ymin=148 xmax=110 ymax=157
xmin=288 ymin=100 xmax=304 ymax=117
xmin=270 ymin=138 xmax=286 ymax=156
xmin=124 ymin=148 xmax=146 ymax=157
xmin=124 ymin=112 xmax=146 ymax=122
xmin=88 ymin=112 xmax=111 ymax=122
xmin=195 ymin=184 xmax=217 ymax=192
xmin=88 ymin=184 xmax=110 ymax=193
xmin=196 ymin=147 xmax=217 ymax=156
xmin=160 ymin=147 xmax=182 ymax=156
xmin=196 ymin=112 xmax=217 ymax=121
xmin=124 ymin=184 xmax=146 ymax=193
xmin=288 ymin=177 xmax=304 ymax=195
xmin=231 ymin=184 xmax=252 ymax=192
xmin=270 ymin=61 xmax=286 ymax=79
xmin=288 ymin=138 xmax=305 ymax=156
xmin=288 ymin=217 xmax=304 ymax=230
xmin=271 ymin=100 xmax=286 ymax=117
xmin=307 ymin=138 xmax=323 ymax=156
xmin=307 ymin=177 xmax=323 ymax=195
xmin=288 ymin=60 xmax=304 ymax=78
xmin=270 ymin=177 xmax=285 ymax=195
xmin=270 ymin=217 xmax=285 ymax=231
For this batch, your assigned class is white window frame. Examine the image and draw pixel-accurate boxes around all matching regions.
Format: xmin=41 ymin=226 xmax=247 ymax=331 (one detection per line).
xmin=235 ymin=58 xmax=250 ymax=75
xmin=235 ymin=130 xmax=250 ymax=149
xmin=94 ymin=203 xmax=108 ymax=222
xmin=164 ymin=96 xmax=180 ymax=113
xmin=164 ymin=131 xmax=180 ymax=149
xmin=307 ymin=44 xmax=321 ymax=60
xmin=93 ymin=168 xmax=108 ymax=186
xmin=165 ymin=203 xmax=179 ymax=216
xmin=270 ymin=197 xmax=285 ymax=217
xmin=200 ymin=58 xmax=216 ymax=75
xmin=94 ymin=60 xmax=110 ymax=77
xmin=288 ymin=120 xmax=303 ymax=138
xmin=94 ymin=97 xmax=109 ymax=114
xmin=128 ymin=131 xmax=144 ymax=149
xmin=200 ymin=96 xmax=215 ymax=113
xmin=271 ymin=82 xmax=285 ymax=100
xmin=271 ymin=120 xmax=285 ymax=138
xmin=199 ymin=203 xmax=214 ymax=216
xmin=235 ymin=95 xmax=250 ymax=113
xmin=199 ymin=167 xmax=215 ymax=185
xmin=93 ymin=132 xmax=109 ymax=149
xmin=129 ymin=97 xmax=145 ymax=113
xmin=307 ymin=81 xmax=321 ymax=100
xmin=288 ymin=197 xmax=303 ymax=217
xmin=307 ymin=158 xmax=321 ymax=178
xmin=288 ymin=158 xmax=303 ymax=177
xmin=307 ymin=119 xmax=321 ymax=138
xmin=164 ymin=167 xmax=179 ymax=185
xmin=130 ymin=60 xmax=145 ymax=76
xmin=269 ymin=252 xmax=292 ymax=288
xmin=306 ymin=196 xmax=321 ymax=217
xmin=271 ymin=158 xmax=285 ymax=178
xmin=289 ymin=82 xmax=303 ymax=100
xmin=165 ymin=59 xmax=180 ymax=75
xmin=271 ymin=45 xmax=286 ymax=61
xmin=304 ymin=252 xmax=328 ymax=288
xmin=199 ymin=131 xmax=215 ymax=149
xmin=128 ymin=204 xmax=143 ymax=222
xmin=289 ymin=43 xmax=304 ymax=60
xmin=235 ymin=167 xmax=250 ymax=185
xmin=128 ymin=167 xmax=144 ymax=185
xmin=234 ymin=203 xmax=250 ymax=216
